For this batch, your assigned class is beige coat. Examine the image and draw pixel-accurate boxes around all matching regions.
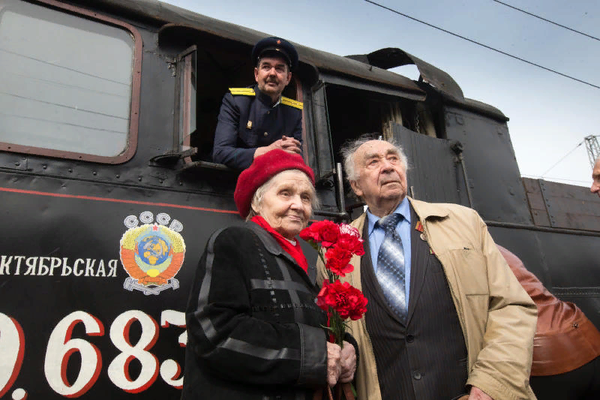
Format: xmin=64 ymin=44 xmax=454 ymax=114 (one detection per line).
xmin=317 ymin=198 xmax=538 ymax=400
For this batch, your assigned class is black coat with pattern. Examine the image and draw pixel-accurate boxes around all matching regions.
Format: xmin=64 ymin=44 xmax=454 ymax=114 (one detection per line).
xmin=181 ymin=222 xmax=328 ymax=400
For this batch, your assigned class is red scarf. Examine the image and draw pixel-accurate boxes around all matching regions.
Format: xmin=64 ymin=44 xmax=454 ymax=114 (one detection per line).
xmin=251 ymin=216 xmax=309 ymax=274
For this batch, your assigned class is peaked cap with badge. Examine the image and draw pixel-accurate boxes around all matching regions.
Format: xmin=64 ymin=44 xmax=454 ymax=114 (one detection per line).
xmin=212 ymin=37 xmax=303 ymax=170
xmin=251 ymin=36 xmax=299 ymax=71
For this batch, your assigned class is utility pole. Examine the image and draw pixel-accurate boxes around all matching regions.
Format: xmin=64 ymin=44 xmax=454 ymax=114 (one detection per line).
xmin=584 ymin=135 xmax=600 ymax=167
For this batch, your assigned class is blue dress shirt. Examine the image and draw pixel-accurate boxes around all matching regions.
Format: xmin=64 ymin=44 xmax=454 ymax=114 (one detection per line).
xmin=367 ymin=197 xmax=412 ymax=303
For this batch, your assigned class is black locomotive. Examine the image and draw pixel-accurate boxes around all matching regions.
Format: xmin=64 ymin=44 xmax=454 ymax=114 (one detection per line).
xmin=0 ymin=0 xmax=598 ymax=398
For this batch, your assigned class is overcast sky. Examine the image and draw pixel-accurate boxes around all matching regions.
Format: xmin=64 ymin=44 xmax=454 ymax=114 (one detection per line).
xmin=163 ymin=0 xmax=599 ymax=188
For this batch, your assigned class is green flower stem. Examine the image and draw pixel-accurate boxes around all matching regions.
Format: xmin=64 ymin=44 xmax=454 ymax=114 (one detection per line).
xmin=328 ymin=306 xmax=345 ymax=347
xmin=320 ymin=244 xmax=345 ymax=347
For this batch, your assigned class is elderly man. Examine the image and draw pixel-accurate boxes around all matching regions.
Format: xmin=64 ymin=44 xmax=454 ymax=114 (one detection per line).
xmin=212 ymin=37 xmax=303 ymax=170
xmin=322 ymin=136 xmax=538 ymax=400
xmin=591 ymin=157 xmax=600 ymax=197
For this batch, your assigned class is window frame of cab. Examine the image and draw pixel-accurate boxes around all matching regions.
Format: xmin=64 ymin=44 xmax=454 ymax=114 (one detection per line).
xmin=305 ymin=75 xmax=432 ymax=182
xmin=175 ymin=45 xmax=198 ymax=165
xmin=0 ymin=0 xmax=142 ymax=164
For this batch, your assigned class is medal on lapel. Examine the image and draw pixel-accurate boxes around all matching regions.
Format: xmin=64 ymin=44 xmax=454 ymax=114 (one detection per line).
xmin=416 ymin=221 xmax=435 ymax=254
xmin=415 ymin=221 xmax=424 ymax=236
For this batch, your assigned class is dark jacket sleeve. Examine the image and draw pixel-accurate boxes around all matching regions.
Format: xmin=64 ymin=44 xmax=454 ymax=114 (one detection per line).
xmin=291 ymin=108 xmax=303 ymax=146
xmin=212 ymin=94 xmax=256 ymax=170
xmin=186 ymin=227 xmax=327 ymax=386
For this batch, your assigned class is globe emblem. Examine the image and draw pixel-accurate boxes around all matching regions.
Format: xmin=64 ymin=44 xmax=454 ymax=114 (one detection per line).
xmin=137 ymin=235 xmax=171 ymax=266
xmin=121 ymin=214 xmax=186 ymax=295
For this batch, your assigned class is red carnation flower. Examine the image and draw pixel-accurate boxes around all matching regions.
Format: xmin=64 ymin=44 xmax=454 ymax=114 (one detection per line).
xmin=317 ymin=280 xmax=368 ymax=321
xmin=339 ymin=223 xmax=360 ymax=238
xmin=300 ymin=219 xmax=368 ymax=350
xmin=299 ymin=220 xmax=340 ymax=248
xmin=335 ymin=235 xmax=365 ymax=257
xmin=336 ymin=224 xmax=365 ymax=255
xmin=324 ymin=246 xmax=354 ymax=277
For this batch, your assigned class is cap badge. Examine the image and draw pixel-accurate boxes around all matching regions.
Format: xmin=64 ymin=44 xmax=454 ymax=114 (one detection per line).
xmin=276 ymin=39 xmax=281 ymax=44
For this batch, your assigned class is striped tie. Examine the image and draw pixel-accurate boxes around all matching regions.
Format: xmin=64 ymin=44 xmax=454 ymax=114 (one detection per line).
xmin=376 ymin=213 xmax=408 ymax=323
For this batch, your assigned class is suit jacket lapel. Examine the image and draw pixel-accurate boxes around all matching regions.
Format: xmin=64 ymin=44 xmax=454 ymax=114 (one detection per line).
xmin=361 ymin=218 xmax=373 ymax=274
xmin=361 ymin=217 xmax=373 ymax=272
xmin=406 ymin=205 xmax=429 ymax=324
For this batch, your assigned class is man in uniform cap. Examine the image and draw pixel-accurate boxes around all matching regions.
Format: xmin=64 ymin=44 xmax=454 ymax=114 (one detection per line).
xmin=212 ymin=37 xmax=303 ymax=170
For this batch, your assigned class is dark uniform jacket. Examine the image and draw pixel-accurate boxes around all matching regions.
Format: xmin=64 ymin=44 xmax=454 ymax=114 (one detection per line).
xmin=212 ymin=85 xmax=303 ymax=170
xmin=182 ymin=222 xmax=327 ymax=400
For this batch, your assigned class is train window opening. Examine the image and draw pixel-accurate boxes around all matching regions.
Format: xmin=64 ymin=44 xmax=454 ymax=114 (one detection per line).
xmin=175 ymin=40 xmax=301 ymax=167
xmin=324 ymin=85 xmax=425 ymax=166
xmin=308 ymin=83 xmax=439 ymax=213
xmin=178 ymin=44 xmax=246 ymax=164
xmin=0 ymin=0 xmax=139 ymax=162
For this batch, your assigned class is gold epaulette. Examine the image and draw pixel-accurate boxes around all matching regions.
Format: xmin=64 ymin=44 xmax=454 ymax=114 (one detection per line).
xmin=281 ymin=96 xmax=303 ymax=110
xmin=229 ymin=87 xmax=256 ymax=96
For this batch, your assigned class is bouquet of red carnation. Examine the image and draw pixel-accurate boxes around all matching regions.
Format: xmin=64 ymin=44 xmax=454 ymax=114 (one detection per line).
xmin=300 ymin=221 xmax=368 ymax=346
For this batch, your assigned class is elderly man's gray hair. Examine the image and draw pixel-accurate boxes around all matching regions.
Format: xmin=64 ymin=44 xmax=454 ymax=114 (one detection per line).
xmin=340 ymin=134 xmax=409 ymax=182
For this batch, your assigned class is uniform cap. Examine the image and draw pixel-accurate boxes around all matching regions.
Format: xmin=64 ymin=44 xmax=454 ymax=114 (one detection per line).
xmin=234 ymin=149 xmax=315 ymax=219
xmin=252 ymin=37 xmax=298 ymax=71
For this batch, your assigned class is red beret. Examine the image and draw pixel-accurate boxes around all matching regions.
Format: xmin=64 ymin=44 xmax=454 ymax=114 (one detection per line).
xmin=234 ymin=149 xmax=315 ymax=218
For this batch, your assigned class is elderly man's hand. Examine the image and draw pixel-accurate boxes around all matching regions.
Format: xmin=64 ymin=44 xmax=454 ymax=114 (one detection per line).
xmin=326 ymin=342 xmax=342 ymax=387
xmin=254 ymin=136 xmax=301 ymax=158
xmin=339 ymin=341 xmax=356 ymax=383
xmin=468 ymin=387 xmax=493 ymax=400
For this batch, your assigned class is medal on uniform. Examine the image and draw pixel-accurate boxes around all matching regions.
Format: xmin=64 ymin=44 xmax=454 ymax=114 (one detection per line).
xmin=246 ymin=120 xmax=252 ymax=129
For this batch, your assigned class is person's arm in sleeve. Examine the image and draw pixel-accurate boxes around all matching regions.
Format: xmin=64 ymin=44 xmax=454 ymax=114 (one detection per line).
xmin=212 ymin=94 xmax=256 ymax=170
xmin=186 ymin=228 xmax=328 ymax=386
xmin=465 ymin=211 xmax=537 ymax=400
xmin=291 ymin=109 xmax=304 ymax=155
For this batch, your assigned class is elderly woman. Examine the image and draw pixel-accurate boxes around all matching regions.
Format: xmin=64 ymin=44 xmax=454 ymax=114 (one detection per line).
xmin=182 ymin=149 xmax=356 ymax=400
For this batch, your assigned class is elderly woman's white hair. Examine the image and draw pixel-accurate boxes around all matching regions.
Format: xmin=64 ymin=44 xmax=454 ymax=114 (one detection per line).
xmin=234 ymin=149 xmax=316 ymax=219
xmin=246 ymin=170 xmax=320 ymax=221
